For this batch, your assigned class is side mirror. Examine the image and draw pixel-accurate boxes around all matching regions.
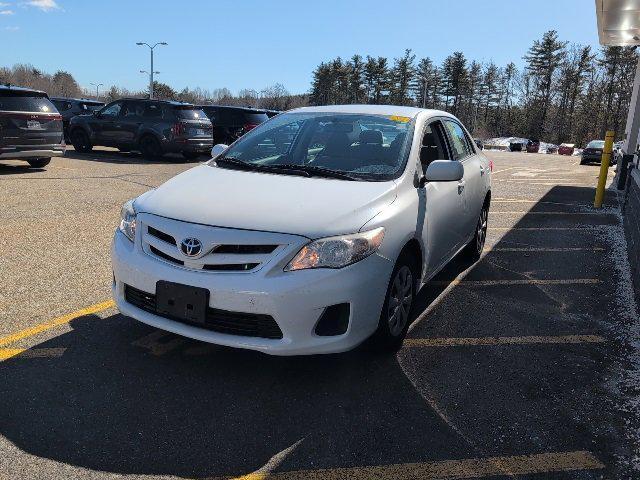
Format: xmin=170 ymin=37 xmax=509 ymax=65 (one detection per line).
xmin=211 ymin=143 xmax=228 ymax=160
xmin=424 ymin=160 xmax=464 ymax=182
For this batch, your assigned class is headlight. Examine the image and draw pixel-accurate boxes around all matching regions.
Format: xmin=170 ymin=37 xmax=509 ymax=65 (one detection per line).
xmin=119 ymin=199 xmax=137 ymax=242
xmin=285 ymin=227 xmax=385 ymax=271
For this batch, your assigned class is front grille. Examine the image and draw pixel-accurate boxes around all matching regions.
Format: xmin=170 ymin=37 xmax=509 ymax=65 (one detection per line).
xmin=150 ymin=245 xmax=183 ymax=265
xmin=124 ymin=284 xmax=283 ymax=339
xmin=141 ymin=221 xmax=284 ymax=273
xmin=212 ymin=244 xmax=278 ymax=254
xmin=202 ymin=263 xmax=259 ymax=271
xmin=148 ymin=226 xmax=176 ymax=245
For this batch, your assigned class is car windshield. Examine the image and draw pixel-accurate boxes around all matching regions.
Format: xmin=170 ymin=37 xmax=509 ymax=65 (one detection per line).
xmin=210 ymin=112 xmax=414 ymax=181
xmin=587 ymin=140 xmax=605 ymax=149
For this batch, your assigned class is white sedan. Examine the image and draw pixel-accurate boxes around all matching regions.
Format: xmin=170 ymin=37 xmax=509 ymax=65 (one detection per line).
xmin=111 ymin=105 xmax=491 ymax=355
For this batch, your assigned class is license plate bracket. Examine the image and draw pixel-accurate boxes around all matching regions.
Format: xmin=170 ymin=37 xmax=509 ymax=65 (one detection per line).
xmin=156 ymin=281 xmax=209 ymax=324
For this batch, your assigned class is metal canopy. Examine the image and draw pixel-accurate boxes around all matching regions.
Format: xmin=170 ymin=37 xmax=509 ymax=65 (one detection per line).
xmin=596 ymin=0 xmax=640 ymax=45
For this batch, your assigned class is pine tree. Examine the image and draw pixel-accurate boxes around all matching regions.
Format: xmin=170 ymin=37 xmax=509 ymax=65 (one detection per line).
xmin=389 ymin=49 xmax=416 ymax=106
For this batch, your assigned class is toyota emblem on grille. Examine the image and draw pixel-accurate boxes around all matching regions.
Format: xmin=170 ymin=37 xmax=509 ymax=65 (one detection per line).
xmin=180 ymin=237 xmax=202 ymax=257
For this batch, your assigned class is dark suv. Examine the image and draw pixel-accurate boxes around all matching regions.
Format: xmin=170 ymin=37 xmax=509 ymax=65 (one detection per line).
xmin=69 ymin=99 xmax=213 ymax=159
xmin=50 ymin=97 xmax=104 ymax=142
xmin=0 ymin=85 xmax=65 ymax=169
xmin=198 ymin=105 xmax=269 ymax=145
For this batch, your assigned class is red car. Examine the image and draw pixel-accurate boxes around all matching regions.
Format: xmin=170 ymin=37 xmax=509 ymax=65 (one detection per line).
xmin=526 ymin=140 xmax=540 ymax=153
xmin=558 ymin=143 xmax=575 ymax=156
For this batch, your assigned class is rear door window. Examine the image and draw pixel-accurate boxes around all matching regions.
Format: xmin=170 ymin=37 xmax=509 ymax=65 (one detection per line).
xmin=122 ymin=101 xmax=145 ymax=118
xmin=0 ymin=95 xmax=56 ymax=113
xmin=143 ymin=103 xmax=163 ymax=119
xmin=243 ymin=112 xmax=269 ymax=125
xmin=443 ymin=120 xmax=471 ymax=161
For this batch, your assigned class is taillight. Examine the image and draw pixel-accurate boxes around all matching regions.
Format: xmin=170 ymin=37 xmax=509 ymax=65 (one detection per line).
xmin=171 ymin=122 xmax=186 ymax=136
xmin=243 ymin=123 xmax=258 ymax=132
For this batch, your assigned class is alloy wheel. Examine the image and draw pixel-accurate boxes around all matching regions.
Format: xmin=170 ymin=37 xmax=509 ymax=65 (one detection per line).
xmin=476 ymin=206 xmax=488 ymax=255
xmin=387 ymin=265 xmax=413 ymax=337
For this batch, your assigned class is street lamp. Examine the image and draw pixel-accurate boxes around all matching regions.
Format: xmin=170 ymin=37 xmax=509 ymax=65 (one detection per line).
xmin=90 ymin=82 xmax=103 ymax=101
xmin=136 ymin=42 xmax=168 ymax=99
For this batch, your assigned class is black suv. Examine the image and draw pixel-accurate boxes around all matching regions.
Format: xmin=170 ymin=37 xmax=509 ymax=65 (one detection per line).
xmin=69 ymin=99 xmax=213 ymax=159
xmin=50 ymin=97 xmax=104 ymax=142
xmin=198 ymin=105 xmax=268 ymax=145
xmin=0 ymin=85 xmax=65 ymax=169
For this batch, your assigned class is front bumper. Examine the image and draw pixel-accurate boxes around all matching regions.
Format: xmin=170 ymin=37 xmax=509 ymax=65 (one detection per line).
xmin=112 ymin=229 xmax=393 ymax=355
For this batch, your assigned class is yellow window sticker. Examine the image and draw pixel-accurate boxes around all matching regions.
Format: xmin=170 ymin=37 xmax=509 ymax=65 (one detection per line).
xmin=389 ymin=115 xmax=410 ymax=123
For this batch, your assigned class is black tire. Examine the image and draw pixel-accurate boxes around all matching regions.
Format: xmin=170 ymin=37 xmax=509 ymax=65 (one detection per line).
xmin=462 ymin=200 xmax=489 ymax=262
xmin=71 ymin=129 xmax=92 ymax=153
xmin=27 ymin=158 xmax=51 ymax=169
xmin=182 ymin=151 xmax=201 ymax=160
xmin=580 ymin=158 xmax=586 ymax=165
xmin=369 ymin=251 xmax=418 ymax=353
xmin=139 ymin=135 xmax=163 ymax=159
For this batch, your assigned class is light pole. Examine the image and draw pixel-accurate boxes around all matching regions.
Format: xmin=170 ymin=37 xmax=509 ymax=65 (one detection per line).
xmin=136 ymin=42 xmax=167 ymax=99
xmin=90 ymin=82 xmax=103 ymax=101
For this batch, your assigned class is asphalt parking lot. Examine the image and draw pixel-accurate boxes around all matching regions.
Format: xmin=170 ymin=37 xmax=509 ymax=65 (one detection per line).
xmin=0 ymin=148 xmax=637 ymax=479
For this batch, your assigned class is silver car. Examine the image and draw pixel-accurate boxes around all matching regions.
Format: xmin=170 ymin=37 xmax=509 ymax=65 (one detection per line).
xmin=112 ymin=105 xmax=491 ymax=355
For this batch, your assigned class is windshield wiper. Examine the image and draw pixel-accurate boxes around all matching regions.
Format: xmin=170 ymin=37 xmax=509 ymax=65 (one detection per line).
xmin=215 ymin=157 xmax=310 ymax=177
xmin=269 ymin=164 xmax=358 ymax=181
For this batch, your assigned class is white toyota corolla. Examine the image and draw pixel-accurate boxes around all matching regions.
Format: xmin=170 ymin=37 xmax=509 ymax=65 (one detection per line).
xmin=112 ymin=105 xmax=491 ymax=355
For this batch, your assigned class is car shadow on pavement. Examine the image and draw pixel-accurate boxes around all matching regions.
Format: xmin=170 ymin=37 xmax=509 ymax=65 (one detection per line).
xmin=0 ymin=163 xmax=48 ymax=175
xmin=0 ymin=186 xmax=631 ymax=478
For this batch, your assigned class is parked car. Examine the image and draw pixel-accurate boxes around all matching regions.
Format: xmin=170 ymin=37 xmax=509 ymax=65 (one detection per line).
xmin=580 ymin=140 xmax=605 ymax=165
xmin=263 ymin=109 xmax=281 ymax=118
xmin=526 ymin=139 xmax=540 ymax=153
xmin=50 ymin=97 xmax=104 ymax=142
xmin=69 ymin=99 xmax=213 ymax=160
xmin=474 ymin=138 xmax=484 ymax=150
xmin=0 ymin=85 xmax=65 ymax=169
xmin=558 ymin=143 xmax=575 ymax=156
xmin=198 ymin=105 xmax=269 ymax=145
xmin=112 ymin=105 xmax=492 ymax=355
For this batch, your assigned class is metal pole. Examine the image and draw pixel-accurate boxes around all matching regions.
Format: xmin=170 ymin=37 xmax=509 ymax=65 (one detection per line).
xmin=594 ymin=130 xmax=615 ymax=208
xmin=150 ymin=48 xmax=154 ymax=99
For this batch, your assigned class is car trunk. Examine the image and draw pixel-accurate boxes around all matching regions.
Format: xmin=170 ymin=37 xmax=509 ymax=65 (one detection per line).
xmin=172 ymin=107 xmax=213 ymax=139
xmin=0 ymin=93 xmax=63 ymax=148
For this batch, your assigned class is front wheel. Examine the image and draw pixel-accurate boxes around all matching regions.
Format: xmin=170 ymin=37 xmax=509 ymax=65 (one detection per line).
xmin=369 ymin=253 xmax=417 ymax=353
xmin=139 ymin=135 xmax=163 ymax=160
xmin=27 ymin=158 xmax=51 ymax=169
xmin=462 ymin=201 xmax=489 ymax=262
xmin=71 ymin=130 xmax=92 ymax=153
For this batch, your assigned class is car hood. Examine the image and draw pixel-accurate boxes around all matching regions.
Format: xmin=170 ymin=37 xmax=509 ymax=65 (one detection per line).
xmin=135 ymin=164 xmax=398 ymax=239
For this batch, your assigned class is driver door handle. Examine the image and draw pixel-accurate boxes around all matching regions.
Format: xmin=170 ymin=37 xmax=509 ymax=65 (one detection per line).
xmin=458 ymin=180 xmax=465 ymax=195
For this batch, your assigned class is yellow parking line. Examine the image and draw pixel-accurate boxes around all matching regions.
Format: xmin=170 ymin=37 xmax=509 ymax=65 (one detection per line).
xmin=0 ymin=300 xmax=114 ymax=348
xmin=224 ymin=451 xmax=603 ymax=479
xmin=492 ymin=199 xmax=586 ymax=207
xmin=429 ymin=278 xmax=600 ymax=287
xmin=404 ymin=335 xmax=605 ymax=347
xmin=0 ymin=347 xmax=66 ymax=361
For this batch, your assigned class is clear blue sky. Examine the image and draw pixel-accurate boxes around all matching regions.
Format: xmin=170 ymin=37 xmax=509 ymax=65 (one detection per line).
xmin=1 ymin=0 xmax=601 ymax=95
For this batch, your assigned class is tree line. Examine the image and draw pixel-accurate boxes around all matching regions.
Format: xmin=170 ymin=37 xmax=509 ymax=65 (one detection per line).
xmin=0 ymin=65 xmax=307 ymax=111
xmin=309 ymin=30 xmax=639 ymax=146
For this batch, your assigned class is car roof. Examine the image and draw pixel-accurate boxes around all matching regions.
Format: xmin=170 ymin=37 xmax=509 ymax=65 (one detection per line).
xmin=50 ymin=97 xmax=104 ymax=103
xmin=289 ymin=104 xmax=453 ymax=119
xmin=0 ymin=84 xmax=48 ymax=96
xmin=117 ymin=98 xmax=195 ymax=107
xmin=198 ymin=105 xmax=267 ymax=113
